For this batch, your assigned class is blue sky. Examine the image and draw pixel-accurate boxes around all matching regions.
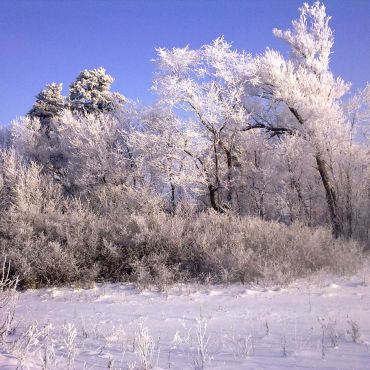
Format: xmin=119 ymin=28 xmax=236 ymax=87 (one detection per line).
xmin=0 ymin=0 xmax=369 ymax=124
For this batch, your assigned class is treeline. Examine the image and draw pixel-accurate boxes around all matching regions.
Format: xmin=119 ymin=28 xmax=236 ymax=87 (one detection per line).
xmin=0 ymin=2 xmax=368 ymax=288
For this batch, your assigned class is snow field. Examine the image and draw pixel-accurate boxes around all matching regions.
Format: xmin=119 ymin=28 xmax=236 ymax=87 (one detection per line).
xmin=1 ymin=268 xmax=370 ymax=369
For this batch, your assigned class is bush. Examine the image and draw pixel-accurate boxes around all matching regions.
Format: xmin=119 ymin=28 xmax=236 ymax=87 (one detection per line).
xmin=0 ymin=155 xmax=363 ymax=288
xmin=126 ymin=211 xmax=362 ymax=286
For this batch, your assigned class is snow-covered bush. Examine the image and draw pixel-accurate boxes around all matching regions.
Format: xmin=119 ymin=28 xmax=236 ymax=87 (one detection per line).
xmin=0 ymin=258 xmax=18 ymax=344
xmin=0 ymin=150 xmax=361 ymax=288
xmin=135 ymin=323 xmax=155 ymax=370
xmin=124 ymin=210 xmax=361 ymax=286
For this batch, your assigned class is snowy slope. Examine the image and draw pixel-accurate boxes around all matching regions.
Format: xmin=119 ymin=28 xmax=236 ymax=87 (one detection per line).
xmin=1 ymin=267 xmax=370 ymax=369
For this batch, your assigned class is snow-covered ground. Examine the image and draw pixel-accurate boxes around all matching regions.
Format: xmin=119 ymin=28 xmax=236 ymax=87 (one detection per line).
xmin=1 ymin=267 xmax=370 ymax=369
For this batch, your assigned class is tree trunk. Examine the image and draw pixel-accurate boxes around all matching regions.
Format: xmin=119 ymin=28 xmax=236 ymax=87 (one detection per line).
xmin=224 ymin=148 xmax=233 ymax=204
xmin=315 ymin=153 xmax=343 ymax=238
xmin=345 ymin=170 xmax=353 ymax=237
xmin=208 ymin=184 xmax=224 ymax=213
xmin=286 ymin=159 xmax=309 ymax=222
xmin=170 ymin=182 xmax=176 ymax=215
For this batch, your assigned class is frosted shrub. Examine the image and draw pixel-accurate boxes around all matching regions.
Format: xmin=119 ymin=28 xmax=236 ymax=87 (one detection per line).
xmin=40 ymin=323 xmax=57 ymax=370
xmin=194 ymin=314 xmax=210 ymax=369
xmin=0 ymin=146 xmax=363 ymax=288
xmin=0 ymin=155 xmax=100 ymax=287
xmin=0 ymin=197 xmax=362 ymax=288
xmin=128 ymin=211 xmax=361 ymax=285
xmin=63 ymin=322 xmax=78 ymax=369
xmin=0 ymin=258 xmax=18 ymax=344
xmin=10 ymin=321 xmax=43 ymax=368
xmin=347 ymin=317 xmax=360 ymax=343
xmin=236 ymin=335 xmax=253 ymax=358
xmin=135 ymin=323 xmax=154 ymax=370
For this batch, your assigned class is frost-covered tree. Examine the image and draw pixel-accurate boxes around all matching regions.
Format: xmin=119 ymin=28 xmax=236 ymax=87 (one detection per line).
xmin=16 ymin=69 xmax=128 ymax=189
xmin=55 ymin=108 xmax=137 ymax=192
xmin=129 ymin=106 xmax=196 ymax=213
xmin=28 ymin=83 xmax=65 ymax=121
xmin=28 ymin=82 xmax=65 ymax=120
xmin=349 ymin=84 xmax=370 ymax=140
xmin=12 ymin=114 xmax=68 ymax=184
xmin=69 ymin=67 xmax=125 ymax=115
xmin=340 ymin=84 xmax=370 ymax=240
xmin=0 ymin=125 xmax=11 ymax=150
xmin=154 ymin=38 xmax=252 ymax=212
xmin=246 ymin=1 xmax=350 ymax=237
xmin=28 ymin=83 xmax=65 ymax=136
xmin=20 ymin=83 xmax=67 ymax=179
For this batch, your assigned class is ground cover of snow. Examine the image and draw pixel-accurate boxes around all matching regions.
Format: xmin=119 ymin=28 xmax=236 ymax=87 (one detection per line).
xmin=1 ymin=267 xmax=370 ymax=369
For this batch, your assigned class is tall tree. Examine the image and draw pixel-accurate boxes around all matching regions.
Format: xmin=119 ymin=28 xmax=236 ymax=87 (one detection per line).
xmin=28 ymin=83 xmax=65 ymax=137
xmin=246 ymin=1 xmax=350 ymax=237
xmin=129 ymin=105 xmax=194 ymax=213
xmin=69 ymin=67 xmax=125 ymax=115
xmin=154 ymin=38 xmax=251 ymax=212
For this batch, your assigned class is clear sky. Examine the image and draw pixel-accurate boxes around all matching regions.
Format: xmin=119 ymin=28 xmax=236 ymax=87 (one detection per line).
xmin=0 ymin=0 xmax=369 ymax=124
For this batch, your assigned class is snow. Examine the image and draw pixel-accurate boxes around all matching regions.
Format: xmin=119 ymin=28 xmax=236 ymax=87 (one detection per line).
xmin=2 ymin=268 xmax=370 ymax=369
